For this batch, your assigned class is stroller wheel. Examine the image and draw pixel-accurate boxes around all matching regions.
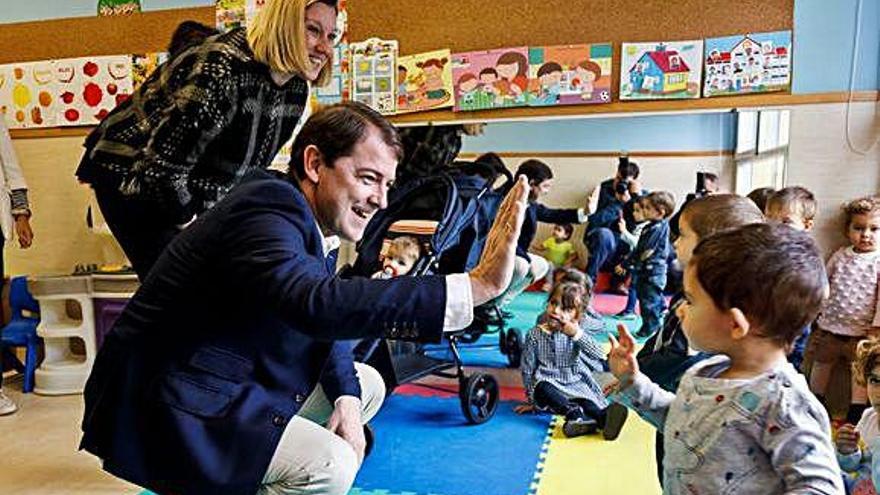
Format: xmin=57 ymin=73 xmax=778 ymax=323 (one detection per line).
xmin=506 ymin=329 xmax=522 ymax=368
xmin=499 ymin=328 xmax=508 ymax=354
xmin=459 ymin=373 xmax=499 ymax=424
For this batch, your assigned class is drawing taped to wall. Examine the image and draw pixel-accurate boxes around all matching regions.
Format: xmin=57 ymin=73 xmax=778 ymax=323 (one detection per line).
xmin=620 ymin=40 xmax=703 ymax=100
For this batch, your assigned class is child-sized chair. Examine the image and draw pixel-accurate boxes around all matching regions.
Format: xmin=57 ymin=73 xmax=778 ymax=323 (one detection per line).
xmin=0 ymin=276 xmax=41 ymax=393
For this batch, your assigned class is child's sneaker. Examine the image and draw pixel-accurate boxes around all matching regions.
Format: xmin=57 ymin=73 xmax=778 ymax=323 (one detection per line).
xmin=0 ymin=390 xmax=18 ymax=416
xmin=614 ymin=311 xmax=638 ymax=320
xmin=562 ymin=417 xmax=597 ymax=438
xmin=602 ymin=403 xmax=629 ymax=440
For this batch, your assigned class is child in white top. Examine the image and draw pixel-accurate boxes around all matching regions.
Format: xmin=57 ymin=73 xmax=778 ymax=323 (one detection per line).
xmin=372 ymin=236 xmax=421 ymax=279
xmin=838 ymin=338 xmax=880 ymax=494
xmin=607 ymin=223 xmax=843 ymax=494
xmin=809 ymin=196 xmax=880 ymax=424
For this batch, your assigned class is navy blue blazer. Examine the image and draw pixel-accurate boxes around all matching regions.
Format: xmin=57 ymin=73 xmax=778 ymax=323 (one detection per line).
xmin=516 ymin=202 xmax=580 ymax=259
xmin=80 ymin=171 xmax=446 ymax=495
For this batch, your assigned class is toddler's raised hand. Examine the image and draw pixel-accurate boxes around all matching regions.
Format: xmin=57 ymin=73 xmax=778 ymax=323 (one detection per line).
xmin=836 ymin=423 xmax=860 ymax=455
xmin=607 ymin=324 xmax=639 ymax=382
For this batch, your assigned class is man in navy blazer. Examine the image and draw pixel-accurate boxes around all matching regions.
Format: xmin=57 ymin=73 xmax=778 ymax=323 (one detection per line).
xmin=80 ymin=102 xmax=529 ymax=495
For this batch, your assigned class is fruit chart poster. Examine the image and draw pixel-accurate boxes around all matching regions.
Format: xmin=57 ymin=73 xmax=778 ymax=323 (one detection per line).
xmin=55 ymin=56 xmax=134 ymax=126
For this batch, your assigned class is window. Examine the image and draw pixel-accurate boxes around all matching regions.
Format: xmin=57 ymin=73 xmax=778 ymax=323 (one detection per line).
xmin=734 ymin=109 xmax=790 ymax=194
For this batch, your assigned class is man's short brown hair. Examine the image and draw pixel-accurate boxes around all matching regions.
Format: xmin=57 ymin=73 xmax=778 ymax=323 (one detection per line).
xmin=844 ymin=196 xmax=880 ymax=230
xmin=681 ymin=194 xmax=764 ymax=239
xmin=766 ymin=186 xmax=818 ymax=222
xmin=691 ymin=223 xmax=827 ymax=346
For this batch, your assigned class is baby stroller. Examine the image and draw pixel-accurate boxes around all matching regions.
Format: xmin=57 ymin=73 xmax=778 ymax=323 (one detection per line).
xmin=347 ymin=161 xmax=523 ymax=424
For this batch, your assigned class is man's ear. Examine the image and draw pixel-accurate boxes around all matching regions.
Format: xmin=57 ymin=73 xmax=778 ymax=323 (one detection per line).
xmin=728 ymin=307 xmax=751 ymax=340
xmin=301 ymin=145 xmax=323 ymax=184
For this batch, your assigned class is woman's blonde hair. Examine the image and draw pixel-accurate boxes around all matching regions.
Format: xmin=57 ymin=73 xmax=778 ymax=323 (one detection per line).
xmin=247 ymin=0 xmax=336 ymax=86
xmin=853 ymin=337 xmax=880 ymax=387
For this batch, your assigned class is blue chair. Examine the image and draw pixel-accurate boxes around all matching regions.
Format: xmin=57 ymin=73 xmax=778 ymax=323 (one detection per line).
xmin=0 ymin=277 xmax=41 ymax=393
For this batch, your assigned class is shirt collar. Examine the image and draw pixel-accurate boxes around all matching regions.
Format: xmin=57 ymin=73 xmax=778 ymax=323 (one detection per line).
xmin=314 ymin=219 xmax=340 ymax=257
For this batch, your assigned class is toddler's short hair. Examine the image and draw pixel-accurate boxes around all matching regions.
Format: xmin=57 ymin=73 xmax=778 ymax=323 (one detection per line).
xmin=746 ymin=187 xmax=776 ymax=213
xmin=853 ymin=338 xmax=880 ymax=387
xmin=844 ymin=196 xmax=880 ymax=230
xmin=766 ymin=186 xmax=817 ymax=222
xmin=644 ymin=191 xmax=676 ymax=218
xmin=691 ymin=223 xmax=827 ymax=346
xmin=681 ymin=194 xmax=764 ymax=239
xmin=548 ymin=282 xmax=585 ymax=315
xmin=555 ymin=223 xmax=574 ymax=240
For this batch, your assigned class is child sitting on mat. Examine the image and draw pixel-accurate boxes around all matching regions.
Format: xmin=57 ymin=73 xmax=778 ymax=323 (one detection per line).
xmin=607 ymin=223 xmax=843 ymax=493
xmin=372 ymin=236 xmax=421 ymax=279
xmin=516 ymin=280 xmax=628 ymax=440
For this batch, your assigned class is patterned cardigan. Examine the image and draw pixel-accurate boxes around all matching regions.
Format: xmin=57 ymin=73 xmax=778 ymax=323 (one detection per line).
xmin=76 ymin=28 xmax=309 ymax=223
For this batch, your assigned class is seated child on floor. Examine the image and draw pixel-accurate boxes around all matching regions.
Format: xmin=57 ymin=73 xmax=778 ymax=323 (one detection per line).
xmin=607 ymin=223 xmax=843 ymax=493
xmin=764 ymin=186 xmax=818 ymax=370
xmin=516 ymin=280 xmax=628 ymax=440
xmin=372 ymin=236 xmax=421 ymax=279
xmin=808 ymin=196 xmax=880 ymax=424
xmin=552 ymin=267 xmax=605 ymax=335
xmin=534 ymin=223 xmax=578 ymax=290
xmin=615 ymin=191 xmax=675 ymax=339
xmin=838 ymin=338 xmax=880 ymax=495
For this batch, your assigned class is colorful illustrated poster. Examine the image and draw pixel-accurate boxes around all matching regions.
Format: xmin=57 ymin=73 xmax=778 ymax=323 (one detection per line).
xmin=0 ymin=61 xmax=57 ymax=129
xmin=97 ymin=0 xmax=141 ymax=16
xmin=131 ymin=52 xmax=169 ymax=89
xmin=704 ymin=31 xmax=792 ymax=97
xmin=396 ymin=49 xmax=453 ymax=114
xmin=620 ymin=40 xmax=703 ymax=100
xmin=314 ymin=0 xmax=350 ymax=106
xmin=216 ymin=0 xmax=246 ymax=32
xmin=55 ymin=56 xmax=133 ymax=126
xmin=350 ymin=38 xmax=398 ymax=115
xmin=528 ymin=43 xmax=612 ymax=107
xmin=452 ymin=47 xmax=530 ymax=112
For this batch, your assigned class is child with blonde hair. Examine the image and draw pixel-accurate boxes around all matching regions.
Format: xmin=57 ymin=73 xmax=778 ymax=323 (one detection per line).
xmin=372 ymin=236 xmax=421 ymax=279
xmin=838 ymin=337 xmax=880 ymax=494
xmin=809 ymin=196 xmax=880 ymax=424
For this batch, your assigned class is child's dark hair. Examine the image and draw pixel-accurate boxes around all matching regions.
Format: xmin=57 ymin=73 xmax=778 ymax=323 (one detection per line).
xmin=853 ymin=338 xmax=880 ymax=387
xmin=617 ymin=156 xmax=640 ymax=180
xmin=644 ymin=191 xmax=676 ymax=218
xmin=553 ymin=269 xmax=593 ymax=310
xmin=168 ymin=21 xmax=218 ymax=57
xmin=516 ymin=159 xmax=553 ymax=185
xmin=681 ymin=194 xmax=764 ymax=239
xmin=766 ymin=186 xmax=817 ymax=222
xmin=746 ymin=187 xmax=776 ymax=213
xmin=691 ymin=223 xmax=827 ymax=346
xmin=844 ymin=196 xmax=880 ymax=230
xmin=537 ymin=62 xmax=563 ymax=77
xmin=548 ymin=282 xmax=585 ymax=316
xmin=555 ymin=223 xmax=574 ymax=240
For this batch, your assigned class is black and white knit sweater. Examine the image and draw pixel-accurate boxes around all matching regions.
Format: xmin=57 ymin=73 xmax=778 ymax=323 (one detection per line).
xmin=76 ymin=28 xmax=309 ymax=222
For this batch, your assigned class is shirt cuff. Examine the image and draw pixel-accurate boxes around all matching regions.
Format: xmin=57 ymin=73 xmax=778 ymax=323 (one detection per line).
xmin=577 ymin=208 xmax=588 ymax=223
xmin=443 ymin=273 xmax=473 ymax=332
xmin=334 ymin=395 xmax=361 ymax=407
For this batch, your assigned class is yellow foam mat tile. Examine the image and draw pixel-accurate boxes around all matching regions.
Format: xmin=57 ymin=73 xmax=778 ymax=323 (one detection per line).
xmin=535 ymin=414 xmax=662 ymax=495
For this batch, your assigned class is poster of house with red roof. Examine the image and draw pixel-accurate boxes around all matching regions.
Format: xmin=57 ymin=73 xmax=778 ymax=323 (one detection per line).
xmin=704 ymin=31 xmax=792 ymax=97
xmin=620 ymin=40 xmax=703 ymax=100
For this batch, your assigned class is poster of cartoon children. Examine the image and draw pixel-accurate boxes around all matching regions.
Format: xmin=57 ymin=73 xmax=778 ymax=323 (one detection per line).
xmin=620 ymin=40 xmax=703 ymax=100
xmin=396 ymin=49 xmax=454 ymax=114
xmin=452 ymin=47 xmax=530 ymax=112
xmin=703 ymin=31 xmax=792 ymax=97
xmin=350 ymin=38 xmax=398 ymax=115
xmin=528 ymin=43 xmax=612 ymax=107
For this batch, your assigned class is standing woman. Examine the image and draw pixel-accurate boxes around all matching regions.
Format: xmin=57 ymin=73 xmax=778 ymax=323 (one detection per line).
xmin=76 ymin=0 xmax=339 ymax=279
xmin=0 ymin=119 xmax=34 ymax=416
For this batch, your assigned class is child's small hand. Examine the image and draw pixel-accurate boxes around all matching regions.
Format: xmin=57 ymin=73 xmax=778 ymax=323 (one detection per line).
xmin=514 ymin=402 xmax=536 ymax=414
xmin=617 ymin=217 xmax=627 ymax=233
xmin=836 ymin=423 xmax=861 ymax=455
xmin=614 ymin=265 xmax=626 ymax=276
xmin=608 ymin=324 xmax=639 ymax=383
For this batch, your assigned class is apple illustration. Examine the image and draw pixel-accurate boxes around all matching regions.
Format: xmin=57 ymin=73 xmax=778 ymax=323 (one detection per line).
xmin=65 ymin=108 xmax=80 ymax=122
xmin=115 ymin=93 xmax=130 ymax=106
xmin=61 ymin=91 xmax=75 ymax=104
xmin=95 ymin=109 xmax=109 ymax=120
xmin=83 ymin=83 xmax=103 ymax=107
xmin=108 ymin=61 xmax=129 ymax=80
xmin=107 ymin=83 xmax=118 ymax=95
xmin=83 ymin=61 xmax=99 ymax=78
xmin=56 ymin=64 xmax=75 ymax=84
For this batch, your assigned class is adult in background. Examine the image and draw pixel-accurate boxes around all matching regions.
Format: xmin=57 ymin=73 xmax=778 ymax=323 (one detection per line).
xmin=80 ymin=102 xmax=530 ymax=495
xmin=76 ymin=0 xmax=339 ymax=279
xmin=583 ymin=157 xmax=643 ymax=290
xmin=0 ymin=119 xmax=34 ymax=416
